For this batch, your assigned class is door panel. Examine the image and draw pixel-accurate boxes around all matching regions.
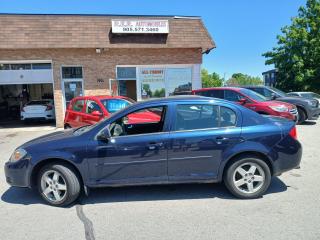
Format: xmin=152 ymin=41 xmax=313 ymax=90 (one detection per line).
xmin=168 ymin=103 xmax=242 ymax=182
xmin=87 ymin=133 xmax=169 ymax=185
xmin=168 ymin=128 xmax=241 ymax=181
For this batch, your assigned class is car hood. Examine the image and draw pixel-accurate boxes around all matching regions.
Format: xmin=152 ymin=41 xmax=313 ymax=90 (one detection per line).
xmin=20 ymin=129 xmax=75 ymax=149
xmin=276 ymin=96 xmax=312 ymax=104
xmin=260 ymin=100 xmax=294 ymax=108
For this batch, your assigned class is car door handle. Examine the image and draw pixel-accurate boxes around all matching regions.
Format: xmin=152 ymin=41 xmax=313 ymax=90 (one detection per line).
xmin=148 ymin=142 xmax=163 ymax=150
xmin=215 ymin=137 xmax=229 ymax=144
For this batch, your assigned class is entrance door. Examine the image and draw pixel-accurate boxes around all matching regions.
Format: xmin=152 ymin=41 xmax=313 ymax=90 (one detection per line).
xmin=109 ymin=79 xmax=137 ymax=101
xmin=63 ymin=80 xmax=83 ymax=109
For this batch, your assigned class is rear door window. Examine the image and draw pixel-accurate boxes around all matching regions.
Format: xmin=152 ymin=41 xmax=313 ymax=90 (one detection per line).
xmin=174 ymin=104 xmax=237 ymax=131
xmin=224 ymin=90 xmax=244 ymax=102
xmin=72 ymin=99 xmax=84 ymax=112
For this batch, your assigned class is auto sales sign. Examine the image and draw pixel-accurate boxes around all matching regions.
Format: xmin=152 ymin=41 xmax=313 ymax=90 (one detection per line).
xmin=112 ymin=19 xmax=169 ymax=34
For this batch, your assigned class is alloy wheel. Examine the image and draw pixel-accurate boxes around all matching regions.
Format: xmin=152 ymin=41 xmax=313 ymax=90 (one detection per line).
xmin=40 ymin=170 xmax=67 ymax=203
xmin=232 ymin=162 xmax=265 ymax=194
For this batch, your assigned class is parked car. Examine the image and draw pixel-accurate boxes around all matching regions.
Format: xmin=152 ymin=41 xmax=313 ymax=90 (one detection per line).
xmin=64 ymin=96 xmax=135 ymax=128
xmin=21 ymin=99 xmax=55 ymax=122
xmin=243 ymin=86 xmax=320 ymax=124
xmin=192 ymin=87 xmax=298 ymax=122
xmin=288 ymin=92 xmax=320 ymax=102
xmin=5 ymin=96 xmax=302 ymax=206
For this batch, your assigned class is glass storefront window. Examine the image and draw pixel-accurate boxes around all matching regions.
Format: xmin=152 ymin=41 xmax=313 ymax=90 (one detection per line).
xmin=62 ymin=67 xmax=83 ymax=79
xmin=0 ymin=64 xmax=10 ymax=70
xmin=166 ymin=68 xmax=192 ymax=96
xmin=117 ymin=67 xmax=136 ymax=79
xmin=139 ymin=68 xmax=165 ymax=99
xmin=32 ymin=63 xmax=52 ymax=70
xmin=10 ymin=64 xmax=31 ymax=70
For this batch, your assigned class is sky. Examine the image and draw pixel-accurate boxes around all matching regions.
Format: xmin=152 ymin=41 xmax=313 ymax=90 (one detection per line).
xmin=0 ymin=0 xmax=306 ymax=79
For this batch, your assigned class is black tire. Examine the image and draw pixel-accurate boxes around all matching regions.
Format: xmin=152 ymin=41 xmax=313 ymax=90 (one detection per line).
xmin=223 ymin=156 xmax=271 ymax=199
xmin=37 ymin=163 xmax=81 ymax=207
xmin=297 ymin=107 xmax=307 ymax=124
xmin=64 ymin=124 xmax=72 ymax=129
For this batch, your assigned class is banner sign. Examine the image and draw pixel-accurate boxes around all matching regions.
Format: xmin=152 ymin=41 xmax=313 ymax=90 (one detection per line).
xmin=112 ymin=19 xmax=169 ymax=34
xmin=139 ymin=68 xmax=165 ymax=99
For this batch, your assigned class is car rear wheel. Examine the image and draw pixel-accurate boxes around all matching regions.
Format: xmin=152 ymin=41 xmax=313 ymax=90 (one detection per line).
xmin=64 ymin=124 xmax=72 ymax=129
xmin=297 ymin=107 xmax=307 ymax=124
xmin=224 ymin=157 xmax=271 ymax=199
xmin=37 ymin=164 xmax=81 ymax=206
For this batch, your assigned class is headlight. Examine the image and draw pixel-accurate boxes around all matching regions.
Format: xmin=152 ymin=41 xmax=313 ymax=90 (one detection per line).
xmin=306 ymin=100 xmax=317 ymax=107
xmin=269 ymin=105 xmax=289 ymax=112
xmin=10 ymin=148 xmax=27 ymax=162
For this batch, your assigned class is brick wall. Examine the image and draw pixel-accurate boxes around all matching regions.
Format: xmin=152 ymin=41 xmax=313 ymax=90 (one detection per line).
xmin=0 ymin=48 xmax=202 ymax=127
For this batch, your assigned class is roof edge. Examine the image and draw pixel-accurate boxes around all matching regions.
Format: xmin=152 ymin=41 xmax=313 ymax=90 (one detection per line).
xmin=0 ymin=13 xmax=201 ymax=19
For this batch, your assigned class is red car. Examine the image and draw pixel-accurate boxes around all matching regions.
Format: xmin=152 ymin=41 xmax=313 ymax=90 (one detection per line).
xmin=64 ymin=96 xmax=160 ymax=128
xmin=192 ymin=87 xmax=298 ymax=121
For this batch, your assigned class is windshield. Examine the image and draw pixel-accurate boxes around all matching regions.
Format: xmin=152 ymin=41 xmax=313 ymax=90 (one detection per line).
xmin=27 ymin=100 xmax=51 ymax=105
xmin=100 ymin=99 xmax=132 ymax=113
xmin=300 ymin=93 xmax=320 ymax=99
xmin=239 ymin=88 xmax=267 ymax=102
xmin=270 ymin=87 xmax=287 ymax=97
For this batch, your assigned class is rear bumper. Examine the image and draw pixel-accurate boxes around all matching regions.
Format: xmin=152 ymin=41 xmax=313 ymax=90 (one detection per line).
xmin=271 ymin=136 xmax=302 ymax=176
xmin=4 ymin=159 xmax=32 ymax=188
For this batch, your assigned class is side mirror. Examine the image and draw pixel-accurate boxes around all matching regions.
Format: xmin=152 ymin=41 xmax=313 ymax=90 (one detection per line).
xmin=92 ymin=110 xmax=103 ymax=117
xmin=271 ymin=93 xmax=277 ymax=100
xmin=97 ymin=129 xmax=110 ymax=142
xmin=239 ymin=98 xmax=247 ymax=105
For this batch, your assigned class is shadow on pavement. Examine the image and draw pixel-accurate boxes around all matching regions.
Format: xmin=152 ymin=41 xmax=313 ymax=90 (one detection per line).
xmin=300 ymin=121 xmax=317 ymax=126
xmin=1 ymin=177 xmax=287 ymax=206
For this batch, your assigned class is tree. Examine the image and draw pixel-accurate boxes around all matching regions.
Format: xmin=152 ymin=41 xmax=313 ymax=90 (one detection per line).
xmin=201 ymin=69 xmax=223 ymax=88
xmin=226 ymin=73 xmax=263 ymax=86
xmin=263 ymin=0 xmax=320 ymax=92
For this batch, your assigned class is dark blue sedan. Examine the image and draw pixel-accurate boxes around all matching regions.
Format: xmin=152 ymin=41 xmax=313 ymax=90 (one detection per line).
xmin=5 ymin=96 xmax=302 ymax=206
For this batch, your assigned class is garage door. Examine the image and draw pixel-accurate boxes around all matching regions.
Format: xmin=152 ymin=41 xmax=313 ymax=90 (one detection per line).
xmin=0 ymin=62 xmax=53 ymax=85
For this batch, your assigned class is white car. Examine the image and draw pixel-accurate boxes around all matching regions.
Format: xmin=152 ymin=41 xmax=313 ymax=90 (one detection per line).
xmin=21 ymin=99 xmax=55 ymax=121
xmin=288 ymin=92 xmax=320 ymax=102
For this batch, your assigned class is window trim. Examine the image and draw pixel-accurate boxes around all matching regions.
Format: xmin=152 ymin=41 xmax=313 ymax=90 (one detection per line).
xmin=103 ymin=105 xmax=169 ymax=138
xmin=172 ymin=103 xmax=238 ymax=132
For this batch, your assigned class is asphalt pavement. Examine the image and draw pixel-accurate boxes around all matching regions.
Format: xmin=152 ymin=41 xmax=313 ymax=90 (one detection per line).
xmin=0 ymin=121 xmax=320 ymax=240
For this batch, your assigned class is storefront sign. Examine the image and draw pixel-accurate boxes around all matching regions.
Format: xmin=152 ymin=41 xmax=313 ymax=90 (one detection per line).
xmin=139 ymin=68 xmax=165 ymax=99
xmin=112 ymin=19 xmax=169 ymax=34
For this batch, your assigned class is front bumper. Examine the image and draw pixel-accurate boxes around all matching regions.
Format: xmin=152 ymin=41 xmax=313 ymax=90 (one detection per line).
xmin=21 ymin=112 xmax=55 ymax=120
xmin=4 ymin=159 xmax=32 ymax=188
xmin=307 ymin=107 xmax=320 ymax=120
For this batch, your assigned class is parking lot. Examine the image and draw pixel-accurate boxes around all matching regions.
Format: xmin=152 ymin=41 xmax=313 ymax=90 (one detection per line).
xmin=0 ymin=121 xmax=320 ymax=240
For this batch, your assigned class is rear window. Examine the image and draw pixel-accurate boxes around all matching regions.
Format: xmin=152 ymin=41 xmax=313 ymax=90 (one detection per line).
xmin=72 ymin=99 xmax=84 ymax=112
xmin=196 ymin=90 xmax=224 ymax=99
xmin=26 ymin=100 xmax=51 ymax=106
xmin=101 ymin=99 xmax=131 ymax=114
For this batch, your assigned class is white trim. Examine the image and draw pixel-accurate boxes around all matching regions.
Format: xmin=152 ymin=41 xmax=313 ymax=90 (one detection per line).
xmin=60 ymin=65 xmax=85 ymax=117
xmin=0 ymin=60 xmax=52 ymax=64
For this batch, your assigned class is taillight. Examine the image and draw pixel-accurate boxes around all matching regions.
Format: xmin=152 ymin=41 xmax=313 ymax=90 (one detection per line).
xmin=289 ymin=126 xmax=297 ymax=140
xmin=46 ymin=105 xmax=53 ymax=111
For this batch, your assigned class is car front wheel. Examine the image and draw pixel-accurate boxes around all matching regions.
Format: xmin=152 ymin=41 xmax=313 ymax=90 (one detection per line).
xmin=224 ymin=157 xmax=271 ymax=199
xmin=297 ymin=107 xmax=307 ymax=124
xmin=37 ymin=164 xmax=81 ymax=206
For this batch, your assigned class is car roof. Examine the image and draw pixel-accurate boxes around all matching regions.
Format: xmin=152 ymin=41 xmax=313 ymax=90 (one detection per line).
xmin=128 ymin=95 xmax=237 ymax=106
xmin=73 ymin=95 xmax=128 ymax=100
xmin=193 ymin=87 xmax=243 ymax=91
